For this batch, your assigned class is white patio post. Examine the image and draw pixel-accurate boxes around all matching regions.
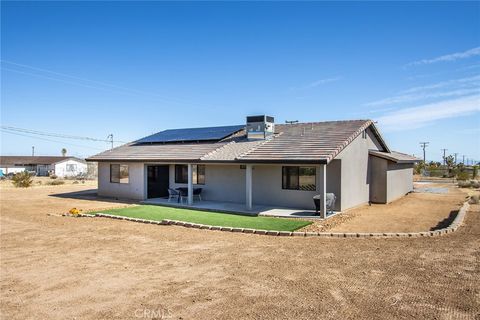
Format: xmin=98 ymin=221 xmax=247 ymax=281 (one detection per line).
xmin=187 ymin=163 xmax=193 ymax=205
xmin=320 ymin=164 xmax=327 ymax=219
xmin=245 ymin=164 xmax=253 ymax=210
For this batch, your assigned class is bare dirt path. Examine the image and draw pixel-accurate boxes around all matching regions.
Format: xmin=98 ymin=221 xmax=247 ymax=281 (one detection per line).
xmin=1 ymin=185 xmax=479 ymax=319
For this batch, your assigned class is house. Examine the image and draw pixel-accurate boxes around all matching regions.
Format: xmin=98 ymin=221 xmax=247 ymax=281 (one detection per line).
xmin=0 ymin=156 xmax=88 ymax=177
xmin=87 ymin=116 xmax=419 ymax=218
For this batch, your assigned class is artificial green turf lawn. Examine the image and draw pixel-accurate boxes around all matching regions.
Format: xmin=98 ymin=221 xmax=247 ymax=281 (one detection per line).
xmin=94 ymin=205 xmax=311 ymax=232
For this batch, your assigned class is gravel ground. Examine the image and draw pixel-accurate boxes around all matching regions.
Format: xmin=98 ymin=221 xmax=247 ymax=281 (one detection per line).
xmin=1 ymin=185 xmax=479 ymax=319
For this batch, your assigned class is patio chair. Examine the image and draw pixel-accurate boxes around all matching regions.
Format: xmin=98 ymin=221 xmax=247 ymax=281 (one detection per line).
xmin=193 ymin=188 xmax=203 ymax=201
xmin=325 ymin=193 xmax=336 ymax=213
xmin=167 ymin=188 xmax=180 ymax=203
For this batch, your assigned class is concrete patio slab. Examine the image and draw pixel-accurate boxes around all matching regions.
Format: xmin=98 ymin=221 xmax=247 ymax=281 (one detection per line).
xmin=141 ymin=197 xmax=324 ymax=218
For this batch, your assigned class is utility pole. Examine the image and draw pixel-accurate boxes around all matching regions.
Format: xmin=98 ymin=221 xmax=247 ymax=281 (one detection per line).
xmin=441 ymin=148 xmax=448 ymax=166
xmin=419 ymin=142 xmax=429 ymax=163
xmin=31 ymin=146 xmax=35 ymax=156
xmin=453 ymin=153 xmax=458 ymax=165
xmin=107 ymin=134 xmax=114 ymax=150
xmin=462 ymin=155 xmax=465 ymax=164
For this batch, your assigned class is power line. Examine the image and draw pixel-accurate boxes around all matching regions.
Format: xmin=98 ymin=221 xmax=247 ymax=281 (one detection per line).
xmin=1 ymin=129 xmax=106 ymax=151
xmin=419 ymin=142 xmax=429 ymax=163
xmin=1 ymin=125 xmax=126 ymax=143
xmin=441 ymin=148 xmax=448 ymax=166
xmin=1 ymin=60 xmax=225 ymax=110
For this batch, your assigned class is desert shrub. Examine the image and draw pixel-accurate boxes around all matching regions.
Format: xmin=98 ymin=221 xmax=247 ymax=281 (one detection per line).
xmin=11 ymin=171 xmax=34 ymax=188
xmin=73 ymin=180 xmax=79 ymax=184
xmin=471 ymin=180 xmax=480 ymax=188
xmin=469 ymin=195 xmax=479 ymax=204
xmin=36 ymin=180 xmax=42 ymax=185
xmin=458 ymin=180 xmax=470 ymax=188
xmin=456 ymin=171 xmax=470 ymax=181
xmin=50 ymin=174 xmax=58 ymax=179
xmin=47 ymin=180 xmax=65 ymax=185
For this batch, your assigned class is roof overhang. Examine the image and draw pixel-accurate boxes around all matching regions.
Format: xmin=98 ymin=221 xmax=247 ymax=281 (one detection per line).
xmin=369 ymin=150 xmax=421 ymax=164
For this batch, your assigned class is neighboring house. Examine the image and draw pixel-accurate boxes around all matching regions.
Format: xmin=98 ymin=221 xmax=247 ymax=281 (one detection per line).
xmin=0 ymin=156 xmax=88 ymax=177
xmin=87 ymin=116 xmax=419 ymax=217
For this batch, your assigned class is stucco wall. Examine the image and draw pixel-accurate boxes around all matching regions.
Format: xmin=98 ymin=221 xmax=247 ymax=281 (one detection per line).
xmin=169 ymin=164 xmax=246 ymax=203
xmin=386 ymin=163 xmax=414 ymax=203
xmin=335 ymin=128 xmax=381 ymax=210
xmin=54 ymin=159 xmax=87 ymax=177
xmin=369 ymin=156 xmax=388 ymax=203
xmin=97 ymin=162 xmax=145 ymax=200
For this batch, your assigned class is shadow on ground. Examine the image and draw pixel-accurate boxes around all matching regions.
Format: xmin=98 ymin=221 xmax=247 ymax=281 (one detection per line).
xmin=430 ymin=210 xmax=458 ymax=231
xmin=49 ymin=189 xmax=138 ymax=205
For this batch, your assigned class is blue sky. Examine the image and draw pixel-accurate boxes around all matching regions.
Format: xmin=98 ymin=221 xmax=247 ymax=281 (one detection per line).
xmin=1 ymin=1 xmax=479 ymax=162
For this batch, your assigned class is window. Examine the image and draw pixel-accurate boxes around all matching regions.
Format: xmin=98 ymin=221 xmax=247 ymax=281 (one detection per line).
xmin=175 ymin=164 xmax=205 ymax=184
xmin=110 ymin=164 xmax=129 ymax=183
xmin=282 ymin=166 xmax=316 ymax=191
xmin=66 ymin=164 xmax=77 ymax=172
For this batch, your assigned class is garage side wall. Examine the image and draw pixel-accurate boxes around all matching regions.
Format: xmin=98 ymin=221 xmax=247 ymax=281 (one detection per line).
xmin=386 ymin=163 xmax=414 ymax=203
xmin=369 ymin=156 xmax=387 ymax=203
xmin=335 ymin=128 xmax=382 ymax=211
xmin=98 ymin=162 xmax=145 ymax=200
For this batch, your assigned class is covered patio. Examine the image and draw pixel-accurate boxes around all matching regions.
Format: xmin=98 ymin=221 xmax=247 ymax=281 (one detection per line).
xmin=166 ymin=163 xmax=330 ymax=218
xmin=141 ymin=197 xmax=323 ymax=219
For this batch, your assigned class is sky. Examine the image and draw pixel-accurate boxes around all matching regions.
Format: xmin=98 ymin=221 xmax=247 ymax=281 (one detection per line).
xmin=1 ymin=1 xmax=479 ymax=163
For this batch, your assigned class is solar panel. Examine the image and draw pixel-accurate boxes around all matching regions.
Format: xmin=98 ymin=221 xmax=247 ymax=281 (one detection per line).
xmin=135 ymin=125 xmax=245 ymax=144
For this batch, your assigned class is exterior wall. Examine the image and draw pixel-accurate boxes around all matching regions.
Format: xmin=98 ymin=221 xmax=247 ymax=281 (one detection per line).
xmin=252 ymin=165 xmax=318 ymax=210
xmin=335 ymin=129 xmax=382 ymax=211
xmin=169 ymin=164 xmax=246 ymax=203
xmin=369 ymin=156 xmax=388 ymax=203
xmin=97 ymin=162 xmax=145 ymax=200
xmin=0 ymin=166 xmax=26 ymax=174
xmin=386 ymin=163 xmax=414 ymax=202
xmin=54 ymin=159 xmax=87 ymax=177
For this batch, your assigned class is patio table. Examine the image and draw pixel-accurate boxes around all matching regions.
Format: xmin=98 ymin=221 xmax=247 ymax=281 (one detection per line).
xmin=175 ymin=187 xmax=201 ymax=203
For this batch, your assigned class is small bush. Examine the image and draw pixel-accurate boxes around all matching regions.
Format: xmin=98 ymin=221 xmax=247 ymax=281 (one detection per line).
xmin=469 ymin=195 xmax=479 ymax=204
xmin=47 ymin=180 xmax=65 ymax=185
xmin=73 ymin=180 xmax=79 ymax=184
xmin=11 ymin=171 xmax=34 ymax=188
xmin=50 ymin=174 xmax=58 ymax=179
xmin=472 ymin=180 xmax=480 ymax=189
xmin=456 ymin=171 xmax=470 ymax=181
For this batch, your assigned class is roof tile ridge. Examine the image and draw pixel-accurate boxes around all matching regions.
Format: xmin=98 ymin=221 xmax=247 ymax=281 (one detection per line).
xmin=200 ymin=141 xmax=235 ymax=160
xmin=236 ymin=132 xmax=284 ymax=160
xmin=326 ymin=120 xmax=373 ymax=163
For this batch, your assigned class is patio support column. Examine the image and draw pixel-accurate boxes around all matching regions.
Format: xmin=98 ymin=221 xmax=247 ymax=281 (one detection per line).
xmin=320 ymin=164 xmax=327 ymax=219
xmin=187 ymin=163 xmax=193 ymax=205
xmin=245 ymin=164 xmax=253 ymax=210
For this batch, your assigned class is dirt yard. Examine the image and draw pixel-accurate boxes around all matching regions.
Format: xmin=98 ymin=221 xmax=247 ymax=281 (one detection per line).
xmin=302 ymin=182 xmax=468 ymax=233
xmin=1 ymin=184 xmax=479 ymax=319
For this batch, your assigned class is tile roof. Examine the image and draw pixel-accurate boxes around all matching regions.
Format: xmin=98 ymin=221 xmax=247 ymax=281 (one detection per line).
xmin=238 ymin=120 xmax=381 ymax=163
xmin=369 ymin=150 xmax=421 ymax=163
xmin=87 ymin=142 xmax=228 ymax=162
xmin=0 ymin=156 xmax=85 ymax=166
xmin=87 ymin=120 xmax=390 ymax=164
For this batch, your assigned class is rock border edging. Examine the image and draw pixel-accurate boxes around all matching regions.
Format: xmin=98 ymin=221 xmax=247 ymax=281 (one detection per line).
xmin=88 ymin=201 xmax=470 ymax=238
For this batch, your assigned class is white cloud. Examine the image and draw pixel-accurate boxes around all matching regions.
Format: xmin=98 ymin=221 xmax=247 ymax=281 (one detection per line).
xmin=290 ymin=76 xmax=341 ymax=91
xmin=376 ymin=94 xmax=480 ymax=132
xmin=365 ymin=75 xmax=480 ymax=107
xmin=408 ymin=47 xmax=480 ymax=66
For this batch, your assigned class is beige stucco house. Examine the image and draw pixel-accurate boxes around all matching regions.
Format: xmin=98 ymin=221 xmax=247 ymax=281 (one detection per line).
xmin=87 ymin=116 xmax=419 ymax=218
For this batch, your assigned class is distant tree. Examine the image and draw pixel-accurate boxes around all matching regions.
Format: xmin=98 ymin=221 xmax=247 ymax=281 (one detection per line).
xmin=445 ymin=155 xmax=455 ymax=168
xmin=61 ymin=148 xmax=67 ymax=157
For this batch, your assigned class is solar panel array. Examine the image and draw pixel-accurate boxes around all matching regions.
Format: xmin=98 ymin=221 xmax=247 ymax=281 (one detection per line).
xmin=135 ymin=125 xmax=245 ymax=144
